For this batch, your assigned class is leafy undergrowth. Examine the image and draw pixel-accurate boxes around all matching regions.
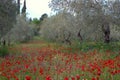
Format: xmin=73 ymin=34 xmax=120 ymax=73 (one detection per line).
xmin=62 ymin=41 xmax=120 ymax=53
xmin=0 ymin=46 xmax=9 ymax=57
xmin=0 ymin=40 xmax=120 ymax=80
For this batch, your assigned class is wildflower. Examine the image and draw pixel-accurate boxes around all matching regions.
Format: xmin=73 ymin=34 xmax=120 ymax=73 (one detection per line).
xmin=91 ymin=78 xmax=96 ymax=80
xmin=76 ymin=75 xmax=80 ymax=80
xmin=45 ymin=75 xmax=52 ymax=80
xmin=71 ymin=76 xmax=75 ymax=80
xmin=91 ymin=77 xmax=98 ymax=80
xmin=39 ymin=67 xmax=44 ymax=75
xmin=81 ymin=65 xmax=85 ymax=71
xmin=15 ymin=78 xmax=19 ymax=80
xmin=25 ymin=65 xmax=29 ymax=69
xmin=14 ymin=76 xmax=19 ymax=80
xmin=33 ymin=67 xmax=37 ymax=73
xmin=97 ymin=69 xmax=101 ymax=76
xmin=111 ymin=70 xmax=120 ymax=75
xmin=64 ymin=76 xmax=69 ymax=80
xmin=25 ymin=75 xmax=31 ymax=80
xmin=15 ymin=61 xmax=21 ymax=65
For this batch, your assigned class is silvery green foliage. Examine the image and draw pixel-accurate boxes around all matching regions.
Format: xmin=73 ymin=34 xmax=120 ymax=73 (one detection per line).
xmin=0 ymin=0 xmax=16 ymax=39
xmin=40 ymin=11 xmax=105 ymax=42
xmin=110 ymin=25 xmax=120 ymax=41
xmin=74 ymin=14 xmax=104 ymax=41
xmin=4 ymin=15 xmax=35 ymax=43
xmin=49 ymin=0 xmax=120 ymax=41
xmin=40 ymin=12 xmax=77 ymax=42
xmin=49 ymin=0 xmax=108 ymax=41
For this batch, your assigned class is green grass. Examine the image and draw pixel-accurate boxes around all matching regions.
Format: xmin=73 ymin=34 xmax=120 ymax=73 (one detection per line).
xmin=18 ymin=36 xmax=120 ymax=54
xmin=0 ymin=46 xmax=9 ymax=57
xmin=61 ymin=41 xmax=120 ymax=53
xmin=0 ymin=37 xmax=120 ymax=80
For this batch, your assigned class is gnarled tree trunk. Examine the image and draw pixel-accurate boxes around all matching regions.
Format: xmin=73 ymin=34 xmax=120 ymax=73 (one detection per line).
xmin=63 ymin=32 xmax=71 ymax=45
xmin=102 ymin=22 xmax=110 ymax=43
xmin=77 ymin=29 xmax=83 ymax=41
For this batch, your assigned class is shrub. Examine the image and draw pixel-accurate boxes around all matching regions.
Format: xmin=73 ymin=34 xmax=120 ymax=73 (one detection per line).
xmin=3 ymin=15 xmax=35 ymax=43
xmin=0 ymin=46 xmax=9 ymax=57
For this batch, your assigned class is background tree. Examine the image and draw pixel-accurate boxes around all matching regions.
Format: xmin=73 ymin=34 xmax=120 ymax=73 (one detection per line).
xmin=4 ymin=15 xmax=35 ymax=43
xmin=32 ymin=18 xmax=40 ymax=25
xmin=21 ymin=0 xmax=27 ymax=19
xmin=40 ymin=13 xmax=48 ymax=21
xmin=0 ymin=0 xmax=17 ymax=45
xmin=17 ymin=0 xmax=20 ymax=14
xmin=22 ymin=0 xmax=26 ymax=14
xmin=31 ymin=13 xmax=48 ymax=36
xmin=32 ymin=18 xmax=41 ymax=35
xmin=40 ymin=12 xmax=77 ymax=44
xmin=49 ymin=0 xmax=120 ymax=43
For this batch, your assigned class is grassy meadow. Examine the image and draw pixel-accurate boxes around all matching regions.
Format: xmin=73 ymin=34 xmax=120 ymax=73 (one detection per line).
xmin=0 ymin=37 xmax=120 ymax=80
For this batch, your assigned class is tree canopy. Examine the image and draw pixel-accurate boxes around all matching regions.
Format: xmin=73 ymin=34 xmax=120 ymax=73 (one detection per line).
xmin=49 ymin=0 xmax=120 ymax=43
xmin=0 ymin=0 xmax=17 ymax=39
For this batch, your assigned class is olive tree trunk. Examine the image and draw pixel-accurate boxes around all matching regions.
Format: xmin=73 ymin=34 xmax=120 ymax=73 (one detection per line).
xmin=102 ymin=22 xmax=110 ymax=43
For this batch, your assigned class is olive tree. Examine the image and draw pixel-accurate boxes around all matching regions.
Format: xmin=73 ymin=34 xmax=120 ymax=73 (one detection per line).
xmin=0 ymin=0 xmax=17 ymax=45
xmin=49 ymin=0 xmax=120 ymax=43
xmin=4 ymin=15 xmax=35 ymax=44
xmin=41 ymin=12 xmax=78 ymax=44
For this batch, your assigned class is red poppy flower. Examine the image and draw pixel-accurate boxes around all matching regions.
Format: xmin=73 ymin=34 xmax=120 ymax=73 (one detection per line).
xmin=45 ymin=75 xmax=52 ymax=80
xmin=39 ymin=67 xmax=44 ymax=75
xmin=25 ymin=75 xmax=31 ymax=80
xmin=71 ymin=76 xmax=75 ymax=80
xmin=76 ymin=75 xmax=80 ymax=80
xmin=25 ymin=65 xmax=29 ymax=69
xmin=64 ymin=76 xmax=69 ymax=80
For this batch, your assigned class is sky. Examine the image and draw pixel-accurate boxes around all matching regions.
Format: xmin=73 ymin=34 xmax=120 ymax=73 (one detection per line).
xmin=20 ymin=0 xmax=53 ymax=19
